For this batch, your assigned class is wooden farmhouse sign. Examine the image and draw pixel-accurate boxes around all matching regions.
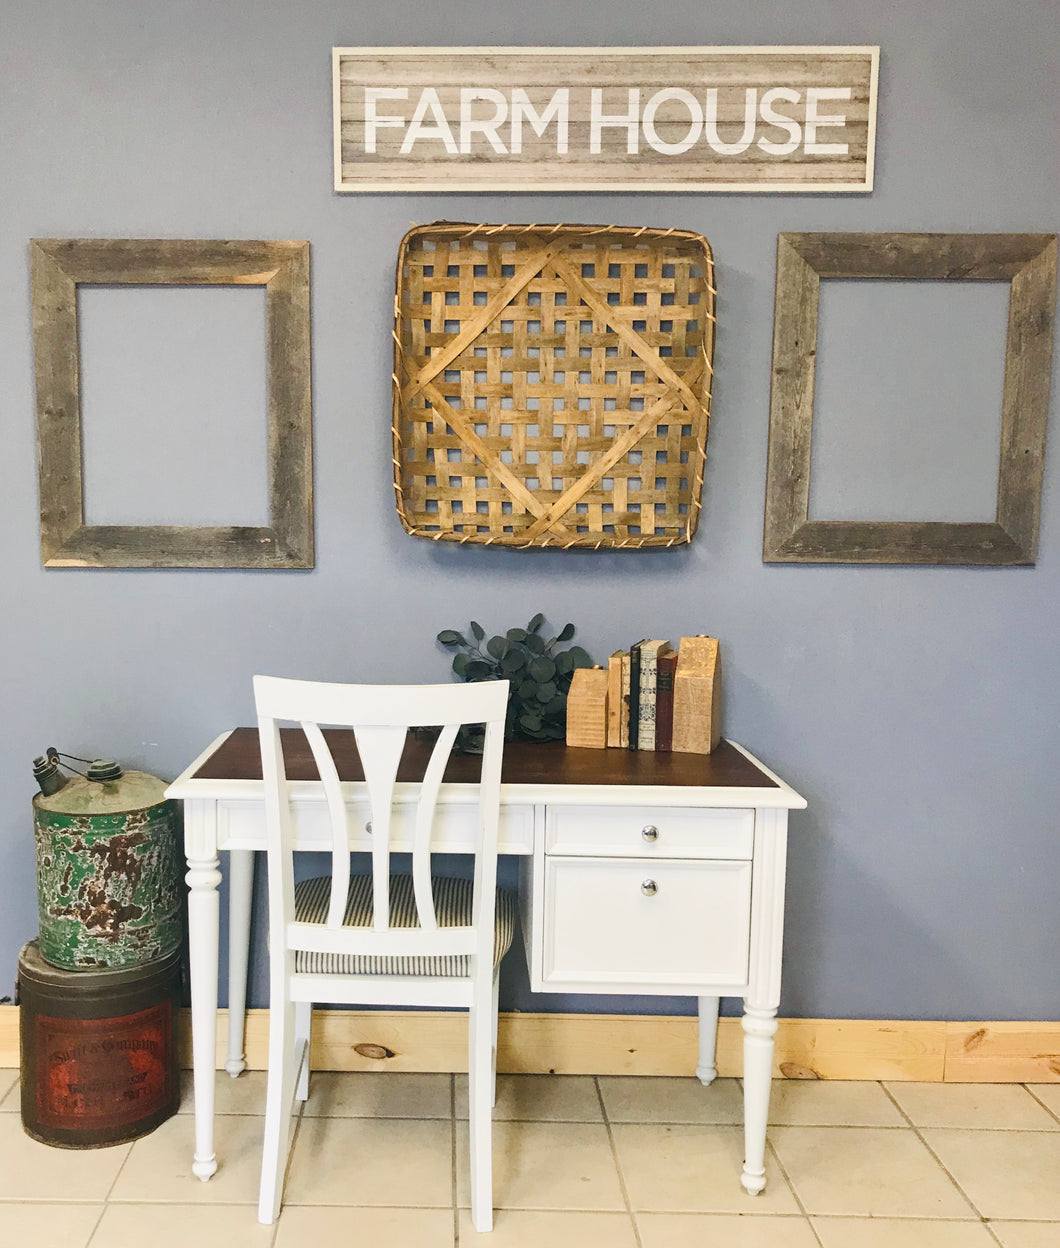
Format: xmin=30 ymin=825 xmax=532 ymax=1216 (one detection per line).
xmin=333 ymin=46 xmax=879 ymax=193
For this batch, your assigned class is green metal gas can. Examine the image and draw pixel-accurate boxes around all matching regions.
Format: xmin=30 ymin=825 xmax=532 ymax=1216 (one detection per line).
xmin=33 ymin=755 xmax=182 ymax=971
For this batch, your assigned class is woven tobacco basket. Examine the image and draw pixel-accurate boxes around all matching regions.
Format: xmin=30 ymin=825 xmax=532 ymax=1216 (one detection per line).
xmin=393 ymin=222 xmax=715 ymax=549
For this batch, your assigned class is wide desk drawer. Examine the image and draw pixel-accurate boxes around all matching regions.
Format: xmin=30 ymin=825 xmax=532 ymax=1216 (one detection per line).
xmin=545 ymin=804 xmax=753 ymax=859
xmin=218 ymin=799 xmax=535 ymax=854
xmin=542 ymin=856 xmax=752 ymax=987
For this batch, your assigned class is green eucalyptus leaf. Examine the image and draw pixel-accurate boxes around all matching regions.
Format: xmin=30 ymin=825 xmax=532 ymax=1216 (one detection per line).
xmin=545 ymin=694 xmax=566 ymax=715
xmin=518 ymin=678 xmax=538 ymax=699
xmin=567 ymin=646 xmax=593 ymax=669
xmin=452 ymin=653 xmax=470 ymax=677
xmin=470 ymin=620 xmax=485 ymax=641
xmin=465 ymin=660 xmax=493 ymax=680
xmin=506 ymin=627 xmax=527 ymax=644
xmin=535 ymin=680 xmax=557 ymax=702
xmin=527 ymin=613 xmax=545 ymax=633
xmin=438 ymin=630 xmax=467 ymax=646
xmin=545 ymin=723 xmax=565 ymax=740
xmin=524 ymin=632 xmax=546 ymax=655
xmin=529 ymin=656 xmax=556 ymax=682
xmin=519 ymin=712 xmax=543 ymax=732
xmin=487 ymin=635 xmax=508 ymax=660
xmin=553 ymin=651 xmax=574 ymax=675
xmin=556 ymin=622 xmax=576 ymax=642
xmin=501 ymin=649 xmax=527 ymax=674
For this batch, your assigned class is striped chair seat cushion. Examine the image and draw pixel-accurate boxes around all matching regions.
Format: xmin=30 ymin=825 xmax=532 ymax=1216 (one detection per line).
xmin=292 ymin=874 xmax=517 ymax=977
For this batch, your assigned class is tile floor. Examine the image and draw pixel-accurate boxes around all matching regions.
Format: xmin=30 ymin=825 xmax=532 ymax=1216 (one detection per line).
xmin=1 ymin=1068 xmax=1059 ymax=1246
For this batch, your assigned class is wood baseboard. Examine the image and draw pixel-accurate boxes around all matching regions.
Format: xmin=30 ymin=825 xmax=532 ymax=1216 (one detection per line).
xmin=1 ymin=1006 xmax=1056 ymax=1081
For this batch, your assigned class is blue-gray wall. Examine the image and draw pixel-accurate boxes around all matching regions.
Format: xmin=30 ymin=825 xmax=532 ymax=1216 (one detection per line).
xmin=2 ymin=0 xmax=1057 ymax=1020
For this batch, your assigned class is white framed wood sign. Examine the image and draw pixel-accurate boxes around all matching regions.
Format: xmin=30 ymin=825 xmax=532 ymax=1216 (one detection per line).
xmin=333 ymin=46 xmax=879 ymax=193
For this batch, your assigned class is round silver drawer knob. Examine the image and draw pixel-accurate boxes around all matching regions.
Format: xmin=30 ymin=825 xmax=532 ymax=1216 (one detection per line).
xmin=365 ymin=821 xmax=373 ymax=835
xmin=641 ymin=824 xmax=659 ymax=842
xmin=641 ymin=879 xmax=658 ymax=897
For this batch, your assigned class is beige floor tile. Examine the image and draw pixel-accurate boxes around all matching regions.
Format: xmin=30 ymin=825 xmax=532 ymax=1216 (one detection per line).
xmin=599 ymin=1075 xmax=743 ymax=1124
xmin=274 ymin=1205 xmax=455 ymax=1247
xmin=0 ymin=1071 xmax=19 ymax=1110
xmin=1027 ymin=1085 xmax=1060 ymax=1120
xmin=178 ymin=1070 xmax=268 ymax=1115
xmin=0 ymin=1114 xmax=131 ymax=1201
xmin=766 ymin=1080 xmax=905 ymax=1127
xmin=456 ymin=1074 xmax=602 ymax=1122
xmin=770 ymin=1126 xmax=974 ymax=1218
xmin=638 ymin=1212 xmax=820 ymax=1247
xmin=991 ymin=1221 xmax=1060 ymax=1248
xmin=286 ymin=1115 xmax=452 ymax=1206
xmin=89 ymin=1203 xmax=275 ymax=1247
xmin=886 ymin=1082 xmax=1060 ymax=1130
xmin=0 ymin=1203 xmax=102 ymax=1248
xmin=109 ymin=1112 xmax=263 ymax=1204
xmin=456 ymin=1119 xmax=625 ymax=1211
xmin=303 ymin=1071 xmax=451 ymax=1118
xmin=922 ymin=1129 xmax=1060 ymax=1220
xmin=458 ymin=1208 xmax=638 ymax=1246
xmin=613 ymin=1123 xmax=799 ymax=1214
xmin=812 ymin=1216 xmax=998 ymax=1247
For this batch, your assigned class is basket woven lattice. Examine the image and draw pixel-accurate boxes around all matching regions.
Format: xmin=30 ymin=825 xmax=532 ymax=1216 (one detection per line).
xmin=393 ymin=222 xmax=715 ymax=549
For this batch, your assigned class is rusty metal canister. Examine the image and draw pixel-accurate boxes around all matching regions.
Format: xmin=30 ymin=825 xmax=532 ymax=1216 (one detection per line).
xmin=33 ymin=761 xmax=182 ymax=971
xmin=17 ymin=939 xmax=181 ymax=1147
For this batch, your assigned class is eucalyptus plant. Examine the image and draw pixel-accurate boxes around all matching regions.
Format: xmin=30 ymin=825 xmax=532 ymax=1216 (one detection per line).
xmin=438 ymin=613 xmax=593 ymax=744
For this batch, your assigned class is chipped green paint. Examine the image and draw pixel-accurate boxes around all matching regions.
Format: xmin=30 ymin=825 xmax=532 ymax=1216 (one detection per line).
xmin=34 ymin=794 xmax=182 ymax=970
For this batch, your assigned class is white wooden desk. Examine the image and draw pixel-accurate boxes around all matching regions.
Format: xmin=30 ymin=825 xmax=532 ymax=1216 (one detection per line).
xmin=166 ymin=731 xmax=805 ymax=1196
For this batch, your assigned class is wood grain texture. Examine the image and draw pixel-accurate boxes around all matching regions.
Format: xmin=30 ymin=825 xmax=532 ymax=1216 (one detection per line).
xmin=565 ymin=667 xmax=609 ymax=748
xmin=763 ymin=232 xmax=1058 ymax=565
xmin=672 ymin=637 xmax=722 ymax=755
xmin=3 ymin=1007 xmax=1050 ymax=1080
xmin=30 ymin=239 xmax=314 ymax=568
xmin=334 ymin=47 xmax=878 ymax=192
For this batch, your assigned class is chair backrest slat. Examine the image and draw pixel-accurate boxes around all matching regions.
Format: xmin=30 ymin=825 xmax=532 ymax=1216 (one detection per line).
xmin=253 ymin=674 xmax=509 ymax=967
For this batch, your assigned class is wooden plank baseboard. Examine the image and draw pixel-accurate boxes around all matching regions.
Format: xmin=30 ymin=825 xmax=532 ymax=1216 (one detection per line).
xmin=1 ymin=1006 xmax=1057 ymax=1081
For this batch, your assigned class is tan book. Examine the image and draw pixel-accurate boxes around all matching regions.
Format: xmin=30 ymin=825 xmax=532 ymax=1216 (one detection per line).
xmin=565 ymin=666 xmax=609 ymax=748
xmin=620 ymin=652 xmax=631 ymax=748
xmin=672 ymin=636 xmax=722 ymax=754
xmin=606 ymin=650 xmax=626 ymax=747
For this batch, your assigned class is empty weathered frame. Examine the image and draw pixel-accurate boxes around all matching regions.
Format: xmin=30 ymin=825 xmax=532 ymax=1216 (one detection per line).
xmin=763 ymin=232 xmax=1057 ymax=565
xmin=31 ymin=238 xmax=313 ymax=568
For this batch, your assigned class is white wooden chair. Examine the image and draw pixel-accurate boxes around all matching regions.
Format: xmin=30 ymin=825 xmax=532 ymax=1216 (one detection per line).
xmin=253 ymin=674 xmax=512 ymax=1231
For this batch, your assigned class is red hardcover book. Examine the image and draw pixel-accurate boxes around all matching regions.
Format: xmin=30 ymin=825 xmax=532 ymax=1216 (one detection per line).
xmin=655 ymin=650 xmax=679 ymax=752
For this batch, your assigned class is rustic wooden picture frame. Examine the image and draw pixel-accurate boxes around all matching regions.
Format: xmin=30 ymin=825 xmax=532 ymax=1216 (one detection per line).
xmin=31 ymin=238 xmax=313 ymax=568
xmin=764 ymin=232 xmax=1057 ymax=565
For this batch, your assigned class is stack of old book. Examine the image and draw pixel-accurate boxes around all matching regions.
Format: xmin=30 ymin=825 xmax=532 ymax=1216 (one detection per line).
xmin=565 ymin=636 xmax=721 ymax=754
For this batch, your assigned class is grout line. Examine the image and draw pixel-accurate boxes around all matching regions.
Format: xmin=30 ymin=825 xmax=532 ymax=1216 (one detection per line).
xmin=1024 ymin=1083 xmax=1060 ymax=1126
xmin=81 ymin=1203 xmax=109 ymax=1248
xmin=594 ymin=1075 xmax=643 ymax=1248
xmin=764 ymin=1134 xmax=825 ymax=1248
xmin=904 ymin=1119 xmax=1004 ymax=1242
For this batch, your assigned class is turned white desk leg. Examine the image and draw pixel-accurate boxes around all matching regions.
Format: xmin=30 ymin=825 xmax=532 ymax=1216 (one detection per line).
xmin=696 ymin=995 xmax=720 ymax=1084
xmin=741 ymin=1003 xmax=778 ymax=1195
xmin=225 ymin=849 xmax=254 ymax=1077
xmin=186 ymin=847 xmax=222 ymax=1181
xmin=740 ymin=805 xmax=788 ymax=1197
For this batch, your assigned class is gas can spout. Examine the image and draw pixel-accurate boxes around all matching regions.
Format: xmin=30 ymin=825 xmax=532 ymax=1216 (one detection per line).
xmin=32 ymin=753 xmax=67 ymax=797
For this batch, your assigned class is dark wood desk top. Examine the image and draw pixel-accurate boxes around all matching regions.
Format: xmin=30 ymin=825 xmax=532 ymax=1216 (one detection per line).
xmin=193 ymin=728 xmax=777 ymax=790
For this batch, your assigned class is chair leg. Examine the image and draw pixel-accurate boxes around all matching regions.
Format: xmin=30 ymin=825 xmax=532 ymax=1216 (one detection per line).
xmin=468 ymin=986 xmax=495 ymax=1232
xmin=491 ymin=971 xmax=500 ymax=1108
xmin=294 ymin=1001 xmax=312 ymax=1102
xmin=258 ymin=995 xmax=298 ymax=1224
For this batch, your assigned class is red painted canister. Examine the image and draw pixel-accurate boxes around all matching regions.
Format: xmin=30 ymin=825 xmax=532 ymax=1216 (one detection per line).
xmin=17 ymin=939 xmax=181 ymax=1147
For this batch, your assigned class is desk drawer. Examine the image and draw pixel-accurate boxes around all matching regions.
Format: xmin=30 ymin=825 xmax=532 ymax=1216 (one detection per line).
xmin=219 ymin=800 xmax=534 ymax=854
xmin=542 ymin=856 xmax=752 ymax=987
xmin=545 ymin=804 xmax=753 ymax=859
